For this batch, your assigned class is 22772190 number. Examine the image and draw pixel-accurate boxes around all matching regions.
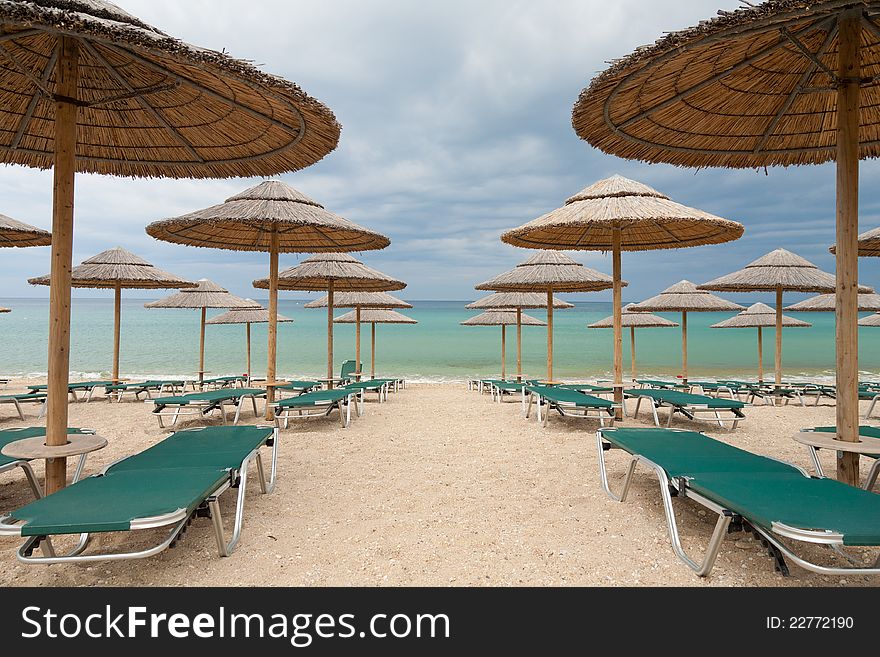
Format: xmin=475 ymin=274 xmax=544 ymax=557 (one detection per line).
xmin=766 ymin=617 xmax=854 ymax=629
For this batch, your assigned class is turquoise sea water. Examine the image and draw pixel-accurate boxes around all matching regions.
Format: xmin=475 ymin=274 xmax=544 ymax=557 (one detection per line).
xmin=1 ymin=298 xmax=878 ymax=382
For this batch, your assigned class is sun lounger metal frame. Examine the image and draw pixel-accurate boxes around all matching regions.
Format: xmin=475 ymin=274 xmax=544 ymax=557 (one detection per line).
xmin=625 ymin=389 xmax=746 ymax=429
xmin=525 ymin=386 xmax=618 ymax=428
xmin=344 ymin=380 xmax=389 ymax=402
xmin=106 ymin=380 xmax=190 ymax=402
xmin=797 ymin=427 xmax=880 ymax=491
xmin=27 ymin=380 xmax=112 ymax=403
xmin=861 ymin=388 xmax=880 ymax=420
xmin=0 ymin=428 xmax=97 ymax=499
xmin=597 ymin=427 xmax=880 ymax=578
xmin=150 ymin=389 xmax=266 ymax=428
xmin=200 ymin=375 xmax=248 ymax=390
xmin=0 ymin=425 xmax=278 ymax=564
xmin=272 ymin=389 xmax=362 ymax=429
xmin=0 ymin=392 xmax=47 ymax=420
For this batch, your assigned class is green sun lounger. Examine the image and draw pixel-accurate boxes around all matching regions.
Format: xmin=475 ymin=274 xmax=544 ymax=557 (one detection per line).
xmin=105 ymin=379 xmax=190 ymax=401
xmin=597 ymin=427 xmax=880 ymax=577
xmin=0 ymin=427 xmax=94 ymax=500
xmin=343 ymin=379 xmax=390 ymax=402
xmin=799 ymin=426 xmax=880 ymax=491
xmin=0 ymin=392 xmax=47 ymax=420
xmin=27 ymin=380 xmax=112 ymax=403
xmin=201 ymin=375 xmax=248 ymax=389
xmin=525 ymin=385 xmax=618 ymax=427
xmin=150 ymin=388 xmax=266 ymax=428
xmin=0 ymin=425 xmax=277 ymax=564
xmin=272 ymin=388 xmax=362 ymax=428
xmin=274 ymin=380 xmax=321 ymax=397
xmin=859 ymin=386 xmax=880 ymax=419
xmin=624 ymin=388 xmax=746 ymax=429
xmin=636 ymin=379 xmax=688 ymax=390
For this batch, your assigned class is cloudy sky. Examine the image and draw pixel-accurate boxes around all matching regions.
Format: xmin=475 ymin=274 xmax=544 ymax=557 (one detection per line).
xmin=2 ymin=0 xmax=879 ymax=302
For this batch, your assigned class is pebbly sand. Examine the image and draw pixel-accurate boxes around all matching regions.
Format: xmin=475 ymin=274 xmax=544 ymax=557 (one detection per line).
xmin=0 ymin=378 xmax=877 ymax=587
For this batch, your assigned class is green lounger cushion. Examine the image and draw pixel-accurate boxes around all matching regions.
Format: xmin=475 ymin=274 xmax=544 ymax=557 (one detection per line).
xmin=152 ymin=388 xmax=266 ymax=407
xmin=28 ymin=381 xmax=111 ymax=391
xmin=106 ymin=380 xmax=185 ymax=392
xmin=1 ymin=393 xmax=46 ymax=401
xmin=278 ymin=381 xmax=319 ymax=390
xmin=344 ymin=381 xmax=385 ymax=391
xmin=275 ymin=389 xmax=352 ymax=408
xmin=527 ymin=386 xmax=614 ymax=408
xmin=624 ymin=389 xmax=745 ymax=409
xmin=556 ymin=383 xmax=614 ymax=393
xmin=0 ymin=428 xmax=86 ymax=469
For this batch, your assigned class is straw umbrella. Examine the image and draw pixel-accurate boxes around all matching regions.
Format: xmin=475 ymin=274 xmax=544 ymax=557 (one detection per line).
xmin=588 ymin=304 xmax=678 ymax=382
xmin=146 ymin=181 xmax=389 ymax=416
xmin=832 ymin=225 xmax=880 ymax=257
xmin=698 ymin=249 xmax=869 ymax=389
xmin=0 ymin=1 xmax=340 ymax=493
xmin=28 ymin=247 xmax=194 ymax=382
xmin=335 ymin=308 xmax=417 ymax=379
xmin=254 ymin=253 xmax=405 ymax=387
xmin=475 ymin=251 xmax=622 ymax=382
xmin=629 ymin=281 xmax=744 ymax=383
xmin=206 ymin=301 xmax=293 ymax=380
xmin=570 ymin=1 xmax=880 ymax=482
xmin=501 ymin=174 xmax=743 ymax=409
xmin=785 ymin=292 xmax=880 ymax=313
xmin=860 ymin=313 xmax=880 ymax=327
xmin=304 ymin=291 xmax=411 ymax=376
xmin=0 ymin=214 xmax=50 ymax=247
xmin=145 ymin=279 xmax=254 ymax=384
xmin=461 ymin=309 xmax=546 ymax=379
xmin=466 ymin=292 xmax=573 ymax=381
xmin=711 ymin=303 xmax=811 ymax=383
xmin=0 ymin=307 xmax=10 ymax=313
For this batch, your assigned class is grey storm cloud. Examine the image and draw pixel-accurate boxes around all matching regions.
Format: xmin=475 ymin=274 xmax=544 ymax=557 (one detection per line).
xmin=1 ymin=0 xmax=878 ymax=303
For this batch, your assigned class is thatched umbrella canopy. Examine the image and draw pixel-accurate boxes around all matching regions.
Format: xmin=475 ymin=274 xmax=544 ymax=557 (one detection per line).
xmin=0 ymin=0 xmax=340 ymax=493
xmin=699 ymin=249 xmax=870 ymax=389
xmin=0 ymin=213 xmax=50 ymax=247
xmin=831 ymin=225 xmax=880 ymax=257
xmin=29 ymin=247 xmax=194 ymax=381
xmin=146 ymin=279 xmax=253 ymax=383
xmin=589 ymin=304 xmax=678 ymax=381
xmin=0 ymin=307 xmax=10 ymax=313
xmin=466 ymin=292 xmax=573 ymax=381
xmin=254 ymin=253 xmax=405 ymax=386
xmin=146 ymin=180 xmax=389 ymax=416
xmin=501 ymin=174 xmax=743 ymax=409
xmin=462 ymin=309 xmax=545 ymax=380
xmin=711 ymin=303 xmax=811 ymax=382
xmin=335 ymin=308 xmax=417 ymax=379
xmin=205 ymin=300 xmax=293 ymax=379
xmin=860 ymin=313 xmax=880 ymax=327
xmin=629 ymin=280 xmax=744 ymax=382
xmin=785 ymin=292 xmax=880 ymax=312
xmin=475 ymin=251 xmax=623 ymax=381
xmin=570 ymin=0 xmax=880 ymax=482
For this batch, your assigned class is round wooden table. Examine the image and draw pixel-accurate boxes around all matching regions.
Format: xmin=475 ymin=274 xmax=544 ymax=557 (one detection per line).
xmin=794 ymin=429 xmax=880 ymax=486
xmin=2 ymin=432 xmax=107 ymax=492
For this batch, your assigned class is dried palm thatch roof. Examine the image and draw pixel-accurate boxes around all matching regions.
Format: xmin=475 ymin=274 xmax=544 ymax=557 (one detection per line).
xmin=860 ymin=312 xmax=880 ymax=326
xmin=303 ymin=291 xmax=411 ymax=309
xmin=145 ymin=278 xmax=253 ymax=309
xmin=475 ymin=251 xmax=623 ymax=292
xmin=0 ymin=212 xmax=50 ymax=247
xmin=830 ymin=225 xmax=880 ymax=257
xmin=334 ymin=308 xmax=417 ymax=324
xmin=145 ymin=181 xmax=389 ymax=252
xmin=572 ymin=1 xmax=880 ymax=169
xmin=630 ymin=280 xmax=745 ymax=313
xmin=465 ymin=292 xmax=574 ymax=310
xmin=711 ymin=303 xmax=811 ymax=329
xmin=461 ymin=310 xmax=546 ymax=326
xmin=698 ymin=248 xmax=872 ymax=293
xmin=253 ymin=253 xmax=406 ymax=292
xmin=0 ymin=0 xmax=341 ymax=178
xmin=205 ymin=301 xmax=293 ymax=325
xmin=588 ymin=303 xmax=679 ymax=329
xmin=28 ymin=246 xmax=194 ymax=289
xmin=0 ymin=306 xmax=10 ymax=313
xmin=785 ymin=292 xmax=880 ymax=312
xmin=502 ymin=175 xmax=744 ymax=251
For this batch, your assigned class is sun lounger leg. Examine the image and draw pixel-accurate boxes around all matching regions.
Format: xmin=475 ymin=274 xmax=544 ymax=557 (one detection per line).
xmin=525 ymin=391 xmax=533 ymax=419
xmin=864 ymin=460 xmax=879 ymax=491
xmin=633 ymin=396 xmax=642 ymax=420
xmin=17 ymin=462 xmax=42 ymax=498
xmin=71 ymin=453 xmax=89 ymax=484
xmin=866 ymin=395 xmax=879 ymax=420
xmin=38 ymin=399 xmax=47 ymax=419
xmin=251 ymin=394 xmax=258 ymax=417
xmin=12 ymin=399 xmax=24 ymax=420
xmin=596 ymin=435 xmax=638 ymax=503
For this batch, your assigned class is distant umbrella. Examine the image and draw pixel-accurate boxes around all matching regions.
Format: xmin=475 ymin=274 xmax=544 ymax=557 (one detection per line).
xmin=206 ymin=301 xmax=293 ymax=379
xmin=630 ymin=280 xmax=743 ymax=382
xmin=334 ymin=309 xmax=417 ymax=379
xmin=0 ymin=307 xmax=10 ymax=313
xmin=589 ymin=304 xmax=678 ymax=381
xmin=785 ymin=292 xmax=880 ymax=313
xmin=860 ymin=314 xmax=880 ymax=327
xmin=146 ymin=279 xmax=254 ymax=383
xmin=476 ymin=251 xmax=622 ymax=381
xmin=462 ymin=309 xmax=546 ymax=380
xmin=0 ymin=214 xmax=50 ymax=248
xmin=29 ymin=247 xmax=194 ymax=381
xmin=711 ymin=303 xmax=811 ymax=383
xmin=830 ymin=225 xmax=880 ymax=257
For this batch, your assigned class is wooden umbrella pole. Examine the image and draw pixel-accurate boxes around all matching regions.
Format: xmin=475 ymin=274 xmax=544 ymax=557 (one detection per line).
xmin=681 ymin=311 xmax=688 ymax=383
xmin=501 ymin=324 xmax=506 ymax=379
xmin=775 ymin=286 xmax=783 ymax=389
xmin=246 ymin=323 xmax=251 ymax=380
xmin=265 ymin=231 xmax=278 ymax=420
xmin=327 ymin=280 xmax=334 ymax=388
xmin=356 ymin=306 xmax=362 ymax=379
xmin=516 ymin=308 xmax=522 ymax=381
xmin=757 ymin=327 xmax=763 ymax=383
xmin=112 ymin=283 xmax=121 ymax=382
xmin=835 ymin=8 xmax=861 ymax=484
xmin=630 ymin=327 xmax=636 ymax=382
xmin=45 ymin=36 xmax=79 ymax=495
xmin=546 ymin=289 xmax=554 ymax=382
xmin=371 ymin=322 xmax=376 ymax=379
xmin=198 ymin=306 xmax=206 ymax=387
xmin=612 ymin=228 xmax=623 ymax=417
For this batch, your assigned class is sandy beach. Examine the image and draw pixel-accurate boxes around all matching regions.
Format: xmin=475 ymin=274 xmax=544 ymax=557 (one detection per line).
xmin=0 ymin=378 xmax=876 ymax=587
